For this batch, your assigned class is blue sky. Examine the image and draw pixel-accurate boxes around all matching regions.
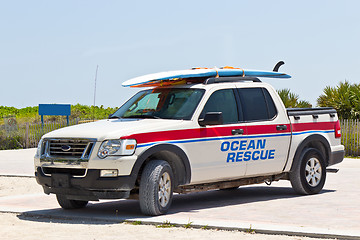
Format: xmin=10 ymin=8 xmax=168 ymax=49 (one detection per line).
xmin=1 ymin=0 xmax=359 ymax=108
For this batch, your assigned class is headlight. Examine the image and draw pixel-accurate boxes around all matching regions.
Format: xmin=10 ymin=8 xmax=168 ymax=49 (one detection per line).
xmin=97 ymin=139 xmax=137 ymax=159
xmin=35 ymin=139 xmax=44 ymax=157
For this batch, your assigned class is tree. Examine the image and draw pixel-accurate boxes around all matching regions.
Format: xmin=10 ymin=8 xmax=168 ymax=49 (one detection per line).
xmin=317 ymin=81 xmax=360 ymax=119
xmin=277 ymin=89 xmax=312 ymax=108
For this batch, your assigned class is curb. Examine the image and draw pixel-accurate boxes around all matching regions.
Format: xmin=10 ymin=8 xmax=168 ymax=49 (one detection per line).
xmin=9 ymin=211 xmax=360 ymax=240
xmin=0 ymin=175 xmax=35 ymax=178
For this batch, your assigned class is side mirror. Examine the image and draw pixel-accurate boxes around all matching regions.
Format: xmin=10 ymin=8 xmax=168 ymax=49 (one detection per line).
xmin=108 ymin=114 xmax=113 ymax=119
xmin=198 ymin=112 xmax=223 ymax=126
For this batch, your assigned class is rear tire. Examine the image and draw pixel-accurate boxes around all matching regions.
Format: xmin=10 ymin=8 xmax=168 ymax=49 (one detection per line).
xmin=289 ymin=148 xmax=326 ymax=195
xmin=139 ymin=160 xmax=174 ymax=216
xmin=56 ymin=194 xmax=88 ymax=209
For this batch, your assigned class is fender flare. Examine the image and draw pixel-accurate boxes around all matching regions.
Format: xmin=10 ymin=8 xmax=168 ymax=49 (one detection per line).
xmin=290 ymin=134 xmax=331 ymax=172
xmin=130 ymin=144 xmax=191 ymax=186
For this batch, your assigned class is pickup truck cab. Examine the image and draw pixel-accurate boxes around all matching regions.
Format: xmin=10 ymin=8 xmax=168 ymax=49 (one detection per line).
xmin=34 ymin=76 xmax=345 ymax=215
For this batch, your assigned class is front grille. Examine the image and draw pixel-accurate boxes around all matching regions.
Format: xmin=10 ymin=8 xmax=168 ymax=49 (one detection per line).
xmin=47 ymin=139 xmax=95 ymax=159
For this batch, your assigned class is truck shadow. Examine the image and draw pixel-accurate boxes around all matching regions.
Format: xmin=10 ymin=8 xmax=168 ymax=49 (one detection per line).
xmin=18 ymin=186 xmax=335 ymax=224
xmin=170 ymin=186 xmax=334 ymax=214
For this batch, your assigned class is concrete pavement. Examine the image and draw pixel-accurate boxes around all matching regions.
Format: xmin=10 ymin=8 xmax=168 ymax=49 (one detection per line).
xmin=0 ymin=148 xmax=36 ymax=176
xmin=0 ymin=149 xmax=359 ymax=239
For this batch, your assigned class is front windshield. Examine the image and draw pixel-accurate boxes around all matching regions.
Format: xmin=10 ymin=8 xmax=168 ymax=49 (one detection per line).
xmin=112 ymin=88 xmax=205 ymax=120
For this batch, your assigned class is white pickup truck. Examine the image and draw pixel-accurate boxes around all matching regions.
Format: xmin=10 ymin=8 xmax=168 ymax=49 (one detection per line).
xmin=34 ymin=75 xmax=345 ymax=216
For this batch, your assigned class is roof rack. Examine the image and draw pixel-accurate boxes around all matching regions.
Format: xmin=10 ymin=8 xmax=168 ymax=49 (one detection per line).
xmin=204 ymin=76 xmax=261 ymax=84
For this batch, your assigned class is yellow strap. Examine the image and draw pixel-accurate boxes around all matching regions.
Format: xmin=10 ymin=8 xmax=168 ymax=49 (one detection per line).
xmin=215 ymin=67 xmax=219 ymax=78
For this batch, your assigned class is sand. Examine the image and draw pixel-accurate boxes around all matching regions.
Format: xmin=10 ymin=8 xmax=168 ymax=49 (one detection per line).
xmin=0 ymin=176 xmax=331 ymax=240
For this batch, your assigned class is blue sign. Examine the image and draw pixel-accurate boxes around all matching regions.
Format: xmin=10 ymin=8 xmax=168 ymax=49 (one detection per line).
xmin=39 ymin=104 xmax=71 ymax=116
xmin=39 ymin=104 xmax=71 ymax=126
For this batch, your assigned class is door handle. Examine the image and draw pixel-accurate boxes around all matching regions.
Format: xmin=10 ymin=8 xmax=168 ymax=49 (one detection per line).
xmin=276 ymin=125 xmax=287 ymax=131
xmin=232 ymin=129 xmax=244 ymax=135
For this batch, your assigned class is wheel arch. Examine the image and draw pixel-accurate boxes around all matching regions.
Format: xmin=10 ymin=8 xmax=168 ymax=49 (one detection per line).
xmin=291 ymin=134 xmax=331 ymax=172
xmin=131 ymin=144 xmax=191 ymax=187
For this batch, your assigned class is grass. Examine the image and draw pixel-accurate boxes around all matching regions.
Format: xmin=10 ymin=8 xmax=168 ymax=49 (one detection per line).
xmin=183 ymin=219 xmax=193 ymax=229
xmin=0 ymin=104 xmax=119 ymax=150
xmin=0 ymin=104 xmax=118 ymax=125
xmin=201 ymin=225 xmax=209 ymax=230
xmin=124 ymin=220 xmax=142 ymax=225
xmin=244 ymin=224 xmax=255 ymax=234
xmin=156 ymin=220 xmax=175 ymax=228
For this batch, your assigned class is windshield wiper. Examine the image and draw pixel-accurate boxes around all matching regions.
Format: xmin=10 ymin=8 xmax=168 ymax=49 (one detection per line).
xmin=122 ymin=115 xmax=162 ymax=119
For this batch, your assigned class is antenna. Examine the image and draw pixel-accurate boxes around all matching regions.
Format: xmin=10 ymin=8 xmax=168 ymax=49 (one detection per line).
xmin=93 ymin=65 xmax=99 ymax=120
xmin=93 ymin=65 xmax=99 ymax=106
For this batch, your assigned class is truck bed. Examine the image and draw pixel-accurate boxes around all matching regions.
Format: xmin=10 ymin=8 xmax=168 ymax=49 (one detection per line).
xmin=287 ymin=107 xmax=337 ymax=118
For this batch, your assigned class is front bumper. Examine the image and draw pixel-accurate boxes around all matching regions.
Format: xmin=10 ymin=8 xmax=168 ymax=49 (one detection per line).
xmin=35 ymin=167 xmax=137 ymax=201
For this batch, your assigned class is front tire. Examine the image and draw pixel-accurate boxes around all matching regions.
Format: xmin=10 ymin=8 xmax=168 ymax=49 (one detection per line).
xmin=56 ymin=194 xmax=88 ymax=209
xmin=219 ymin=186 xmax=239 ymax=191
xmin=289 ymin=148 xmax=326 ymax=195
xmin=139 ymin=160 xmax=174 ymax=216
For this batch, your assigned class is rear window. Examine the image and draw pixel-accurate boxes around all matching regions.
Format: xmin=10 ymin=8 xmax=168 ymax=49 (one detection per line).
xmin=237 ymin=88 xmax=277 ymax=121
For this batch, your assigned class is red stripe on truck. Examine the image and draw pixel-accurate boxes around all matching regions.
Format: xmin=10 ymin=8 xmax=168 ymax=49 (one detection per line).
xmin=121 ymin=122 xmax=334 ymax=145
xmin=121 ymin=125 xmax=245 ymax=144
xmin=291 ymin=121 xmax=336 ymax=132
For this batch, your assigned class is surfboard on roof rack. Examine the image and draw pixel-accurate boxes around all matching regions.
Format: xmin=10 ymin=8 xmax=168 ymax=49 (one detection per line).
xmin=122 ymin=61 xmax=291 ymax=88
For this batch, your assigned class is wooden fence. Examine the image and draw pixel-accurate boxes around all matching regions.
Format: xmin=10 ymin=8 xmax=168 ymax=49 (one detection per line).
xmin=0 ymin=118 xmax=99 ymax=149
xmin=340 ymin=119 xmax=360 ymax=157
xmin=22 ymin=119 xmax=80 ymax=148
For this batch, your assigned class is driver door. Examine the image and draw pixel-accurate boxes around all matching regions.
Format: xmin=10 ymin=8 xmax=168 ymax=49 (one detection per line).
xmin=186 ymin=87 xmax=247 ymax=183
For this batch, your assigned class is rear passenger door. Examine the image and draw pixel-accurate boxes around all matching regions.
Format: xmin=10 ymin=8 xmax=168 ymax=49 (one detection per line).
xmin=236 ymin=87 xmax=291 ymax=176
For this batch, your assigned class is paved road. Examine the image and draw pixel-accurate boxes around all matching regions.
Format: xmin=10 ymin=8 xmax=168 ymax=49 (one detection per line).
xmin=0 ymin=149 xmax=359 ymax=239
xmin=0 ymin=148 xmax=36 ymax=176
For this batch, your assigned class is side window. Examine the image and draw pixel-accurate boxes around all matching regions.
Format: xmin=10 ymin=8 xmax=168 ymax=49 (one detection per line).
xmin=237 ymin=88 xmax=277 ymax=121
xmin=200 ymin=89 xmax=238 ymax=124
xmin=263 ymin=89 xmax=277 ymax=119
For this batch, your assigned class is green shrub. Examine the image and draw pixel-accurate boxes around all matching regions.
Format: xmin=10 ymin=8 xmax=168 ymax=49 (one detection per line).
xmin=0 ymin=104 xmax=119 ymax=150
xmin=0 ymin=134 xmax=23 ymax=150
